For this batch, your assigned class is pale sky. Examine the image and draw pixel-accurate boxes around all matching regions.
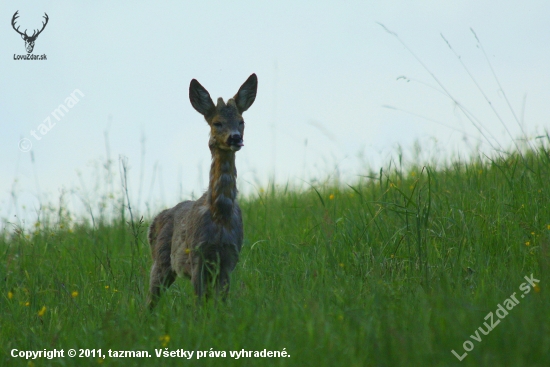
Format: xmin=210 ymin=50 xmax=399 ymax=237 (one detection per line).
xmin=2 ymin=1 xmax=549 ymax=228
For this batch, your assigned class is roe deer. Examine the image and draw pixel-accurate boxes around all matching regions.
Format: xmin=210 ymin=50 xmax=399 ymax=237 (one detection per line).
xmin=147 ymin=74 xmax=258 ymax=309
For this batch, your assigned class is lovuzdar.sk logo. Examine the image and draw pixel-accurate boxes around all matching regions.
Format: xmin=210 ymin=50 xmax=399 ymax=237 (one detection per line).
xmin=12 ymin=10 xmax=48 ymax=60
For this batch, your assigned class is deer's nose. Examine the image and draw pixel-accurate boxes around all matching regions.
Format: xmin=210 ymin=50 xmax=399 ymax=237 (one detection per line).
xmin=229 ymin=133 xmax=244 ymax=146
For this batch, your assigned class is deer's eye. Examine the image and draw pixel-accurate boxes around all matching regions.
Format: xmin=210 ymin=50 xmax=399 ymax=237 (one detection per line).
xmin=213 ymin=122 xmax=222 ymax=128
xmin=239 ymin=121 xmax=244 ymax=125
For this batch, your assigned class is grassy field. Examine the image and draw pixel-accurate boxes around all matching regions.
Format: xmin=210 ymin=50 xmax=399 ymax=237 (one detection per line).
xmin=1 ymin=141 xmax=549 ymax=366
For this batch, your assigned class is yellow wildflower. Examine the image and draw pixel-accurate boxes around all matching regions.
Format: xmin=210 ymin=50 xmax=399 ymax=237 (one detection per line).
xmin=105 ymin=285 xmax=109 ymax=289
xmin=37 ymin=306 xmax=47 ymax=317
xmin=185 ymin=248 xmax=191 ymax=254
xmin=339 ymin=263 xmax=344 ymax=268
xmin=534 ymin=284 xmax=541 ymax=293
xmin=159 ymin=334 xmax=170 ymax=347
xmin=525 ymin=241 xmax=530 ymax=246
xmin=8 ymin=291 xmax=13 ymax=300
xmin=71 ymin=291 xmax=79 ymax=298
xmin=329 ymin=194 xmax=335 ymax=200
xmin=25 ymin=301 xmax=30 ymax=307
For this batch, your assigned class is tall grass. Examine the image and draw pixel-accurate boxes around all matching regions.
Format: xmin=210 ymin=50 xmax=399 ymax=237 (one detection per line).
xmin=1 ymin=137 xmax=549 ymax=366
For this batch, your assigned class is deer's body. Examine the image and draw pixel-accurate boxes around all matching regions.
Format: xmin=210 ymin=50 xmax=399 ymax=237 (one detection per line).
xmin=147 ymin=74 xmax=257 ymax=309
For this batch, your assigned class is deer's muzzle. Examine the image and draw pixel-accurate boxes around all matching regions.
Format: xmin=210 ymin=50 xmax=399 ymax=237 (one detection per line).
xmin=227 ymin=134 xmax=243 ymax=151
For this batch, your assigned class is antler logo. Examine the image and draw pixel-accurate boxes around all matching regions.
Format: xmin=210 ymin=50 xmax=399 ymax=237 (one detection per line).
xmin=12 ymin=11 xmax=49 ymax=54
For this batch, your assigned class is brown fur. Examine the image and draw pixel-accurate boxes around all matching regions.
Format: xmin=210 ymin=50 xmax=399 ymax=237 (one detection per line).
xmin=147 ymin=74 xmax=258 ymax=309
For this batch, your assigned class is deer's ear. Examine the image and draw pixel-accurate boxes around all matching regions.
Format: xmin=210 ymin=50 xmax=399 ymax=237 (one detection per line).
xmin=189 ymin=79 xmax=215 ymax=118
xmin=234 ymin=73 xmax=257 ymax=114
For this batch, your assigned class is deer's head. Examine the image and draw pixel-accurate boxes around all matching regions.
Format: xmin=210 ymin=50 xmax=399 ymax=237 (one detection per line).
xmin=190 ymin=74 xmax=258 ymax=152
xmin=12 ymin=11 xmax=49 ymax=54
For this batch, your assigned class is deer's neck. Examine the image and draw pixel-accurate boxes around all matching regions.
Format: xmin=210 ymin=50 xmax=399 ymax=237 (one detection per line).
xmin=208 ymin=148 xmax=238 ymax=223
